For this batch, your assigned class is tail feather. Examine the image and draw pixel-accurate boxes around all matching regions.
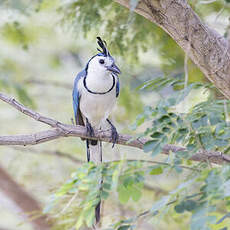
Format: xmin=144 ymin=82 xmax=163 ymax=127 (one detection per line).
xmin=95 ymin=201 xmax=101 ymax=223
xmin=86 ymin=140 xmax=90 ymax=162
xmin=86 ymin=140 xmax=102 ymax=224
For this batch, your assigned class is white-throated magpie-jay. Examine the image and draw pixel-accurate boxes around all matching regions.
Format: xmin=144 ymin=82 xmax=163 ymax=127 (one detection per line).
xmin=72 ymin=37 xmax=120 ymax=223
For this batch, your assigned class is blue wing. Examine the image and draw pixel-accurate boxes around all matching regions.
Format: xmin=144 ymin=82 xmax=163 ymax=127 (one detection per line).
xmin=116 ymin=76 xmax=120 ymax=97
xmin=72 ymin=70 xmax=86 ymax=125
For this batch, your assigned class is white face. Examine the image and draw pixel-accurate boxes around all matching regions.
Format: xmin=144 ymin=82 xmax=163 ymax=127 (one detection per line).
xmin=87 ymin=55 xmax=114 ymax=75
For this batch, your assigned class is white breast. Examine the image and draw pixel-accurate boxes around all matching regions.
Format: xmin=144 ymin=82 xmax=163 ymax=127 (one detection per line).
xmin=78 ymin=74 xmax=117 ymax=128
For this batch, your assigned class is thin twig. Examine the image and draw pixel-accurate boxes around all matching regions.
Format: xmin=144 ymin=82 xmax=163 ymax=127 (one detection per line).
xmin=184 ymin=44 xmax=190 ymax=89
xmin=199 ymin=0 xmax=218 ymax=4
xmin=133 ymin=192 xmax=203 ymax=222
xmin=224 ymin=99 xmax=229 ymax=124
xmin=107 ymin=159 xmax=200 ymax=172
xmin=9 ymin=146 xmax=83 ymax=164
xmin=24 ymin=79 xmax=72 ymax=90
xmin=59 ymin=192 xmax=79 ymax=215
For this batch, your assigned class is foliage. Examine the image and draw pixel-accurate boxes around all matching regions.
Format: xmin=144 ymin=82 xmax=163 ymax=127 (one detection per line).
xmin=138 ymin=84 xmax=230 ymax=155
xmin=45 ymin=77 xmax=230 ymax=229
xmin=127 ymin=80 xmax=230 ymax=229
xmin=45 ymin=161 xmax=145 ymax=229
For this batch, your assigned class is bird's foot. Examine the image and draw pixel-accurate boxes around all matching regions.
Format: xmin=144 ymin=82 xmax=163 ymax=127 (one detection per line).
xmin=107 ymin=119 xmax=118 ymax=148
xmin=86 ymin=118 xmax=94 ymax=137
xmin=86 ymin=118 xmax=98 ymax=146
xmin=111 ymin=126 xmax=118 ymax=148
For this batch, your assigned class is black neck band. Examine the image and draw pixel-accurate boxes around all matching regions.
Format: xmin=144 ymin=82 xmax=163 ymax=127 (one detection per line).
xmin=83 ymin=75 xmax=115 ymax=95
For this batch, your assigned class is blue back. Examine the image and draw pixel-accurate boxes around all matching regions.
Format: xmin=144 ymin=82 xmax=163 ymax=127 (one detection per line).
xmin=116 ymin=76 xmax=119 ymax=97
xmin=72 ymin=69 xmax=86 ymax=124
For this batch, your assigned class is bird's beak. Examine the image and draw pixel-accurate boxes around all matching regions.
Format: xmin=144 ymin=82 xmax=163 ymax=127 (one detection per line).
xmin=106 ymin=63 xmax=121 ymax=74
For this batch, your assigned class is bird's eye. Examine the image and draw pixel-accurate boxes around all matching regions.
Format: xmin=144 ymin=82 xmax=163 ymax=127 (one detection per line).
xmin=99 ymin=59 xmax=105 ymax=64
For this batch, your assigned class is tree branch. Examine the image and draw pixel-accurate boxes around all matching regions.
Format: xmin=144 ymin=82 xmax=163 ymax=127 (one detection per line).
xmin=10 ymin=146 xmax=83 ymax=164
xmin=114 ymin=0 xmax=230 ymax=99
xmin=0 ymin=165 xmax=51 ymax=230
xmin=0 ymin=92 xmax=63 ymax=128
xmin=1 ymin=92 xmax=230 ymax=165
xmin=24 ymin=79 xmax=72 ymax=90
xmin=10 ymin=146 xmax=200 ymax=171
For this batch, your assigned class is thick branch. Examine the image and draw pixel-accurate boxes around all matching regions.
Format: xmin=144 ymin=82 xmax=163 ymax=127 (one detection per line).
xmin=114 ymin=0 xmax=230 ymax=99
xmin=0 ymin=127 xmax=146 ymax=149
xmin=1 ymin=92 xmax=230 ymax=164
xmin=0 ymin=165 xmax=51 ymax=230
xmin=1 ymin=127 xmax=230 ymax=165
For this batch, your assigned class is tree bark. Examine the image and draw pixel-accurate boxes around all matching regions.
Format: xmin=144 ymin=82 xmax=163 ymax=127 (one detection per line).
xmin=114 ymin=0 xmax=230 ymax=99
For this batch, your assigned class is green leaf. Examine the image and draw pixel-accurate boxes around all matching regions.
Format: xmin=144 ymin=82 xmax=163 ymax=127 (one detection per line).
xmin=123 ymin=176 xmax=133 ymax=187
xmin=215 ymin=123 xmax=226 ymax=135
xmin=149 ymin=166 xmax=163 ymax=175
xmin=75 ymin=215 xmax=84 ymax=230
xmin=153 ymin=135 xmax=168 ymax=157
xmin=162 ymin=127 xmax=171 ymax=132
xmin=118 ymin=185 xmax=130 ymax=204
xmin=215 ymin=139 xmax=228 ymax=147
xmin=174 ymin=203 xmax=185 ymax=213
xmin=85 ymin=208 xmax=95 ymax=227
xmin=118 ymin=225 xmax=131 ymax=230
xmin=184 ymin=200 xmax=197 ymax=211
xmin=150 ymin=131 xmax=164 ymax=138
xmin=159 ymin=115 xmax=171 ymax=123
xmin=217 ymin=128 xmax=230 ymax=139
xmin=101 ymin=190 xmax=110 ymax=199
xmin=137 ymin=77 xmax=180 ymax=91
xmin=174 ymin=84 xmax=195 ymax=105
xmin=151 ymin=142 xmax=163 ymax=157
xmin=130 ymin=186 xmax=142 ymax=202
xmin=200 ymin=134 xmax=215 ymax=150
xmin=55 ymin=181 xmax=74 ymax=197
xmin=209 ymin=112 xmax=222 ymax=125
xmin=178 ymin=128 xmax=189 ymax=135
xmin=192 ymin=119 xmax=202 ymax=129
xmin=143 ymin=140 xmax=158 ymax=152
xmin=103 ymin=183 xmax=111 ymax=190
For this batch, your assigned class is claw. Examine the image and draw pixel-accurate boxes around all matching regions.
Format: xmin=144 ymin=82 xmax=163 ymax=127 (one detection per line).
xmin=107 ymin=119 xmax=118 ymax=148
xmin=86 ymin=118 xmax=98 ymax=145
xmin=111 ymin=127 xmax=118 ymax=148
xmin=86 ymin=118 xmax=94 ymax=137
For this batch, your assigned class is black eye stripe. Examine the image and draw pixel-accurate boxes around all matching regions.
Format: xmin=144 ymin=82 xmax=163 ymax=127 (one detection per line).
xmin=99 ymin=59 xmax=105 ymax=64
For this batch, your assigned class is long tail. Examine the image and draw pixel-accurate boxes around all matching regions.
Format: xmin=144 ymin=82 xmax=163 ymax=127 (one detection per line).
xmin=86 ymin=139 xmax=102 ymax=224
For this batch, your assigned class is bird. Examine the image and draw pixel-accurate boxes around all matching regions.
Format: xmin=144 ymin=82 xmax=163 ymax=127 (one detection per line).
xmin=72 ymin=37 xmax=121 ymax=224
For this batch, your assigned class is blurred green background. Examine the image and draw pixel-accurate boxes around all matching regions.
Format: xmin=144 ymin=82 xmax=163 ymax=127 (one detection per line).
xmin=0 ymin=0 xmax=230 ymax=229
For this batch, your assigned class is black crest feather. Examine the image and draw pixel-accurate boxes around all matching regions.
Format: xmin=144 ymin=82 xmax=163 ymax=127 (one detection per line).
xmin=97 ymin=36 xmax=110 ymax=56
